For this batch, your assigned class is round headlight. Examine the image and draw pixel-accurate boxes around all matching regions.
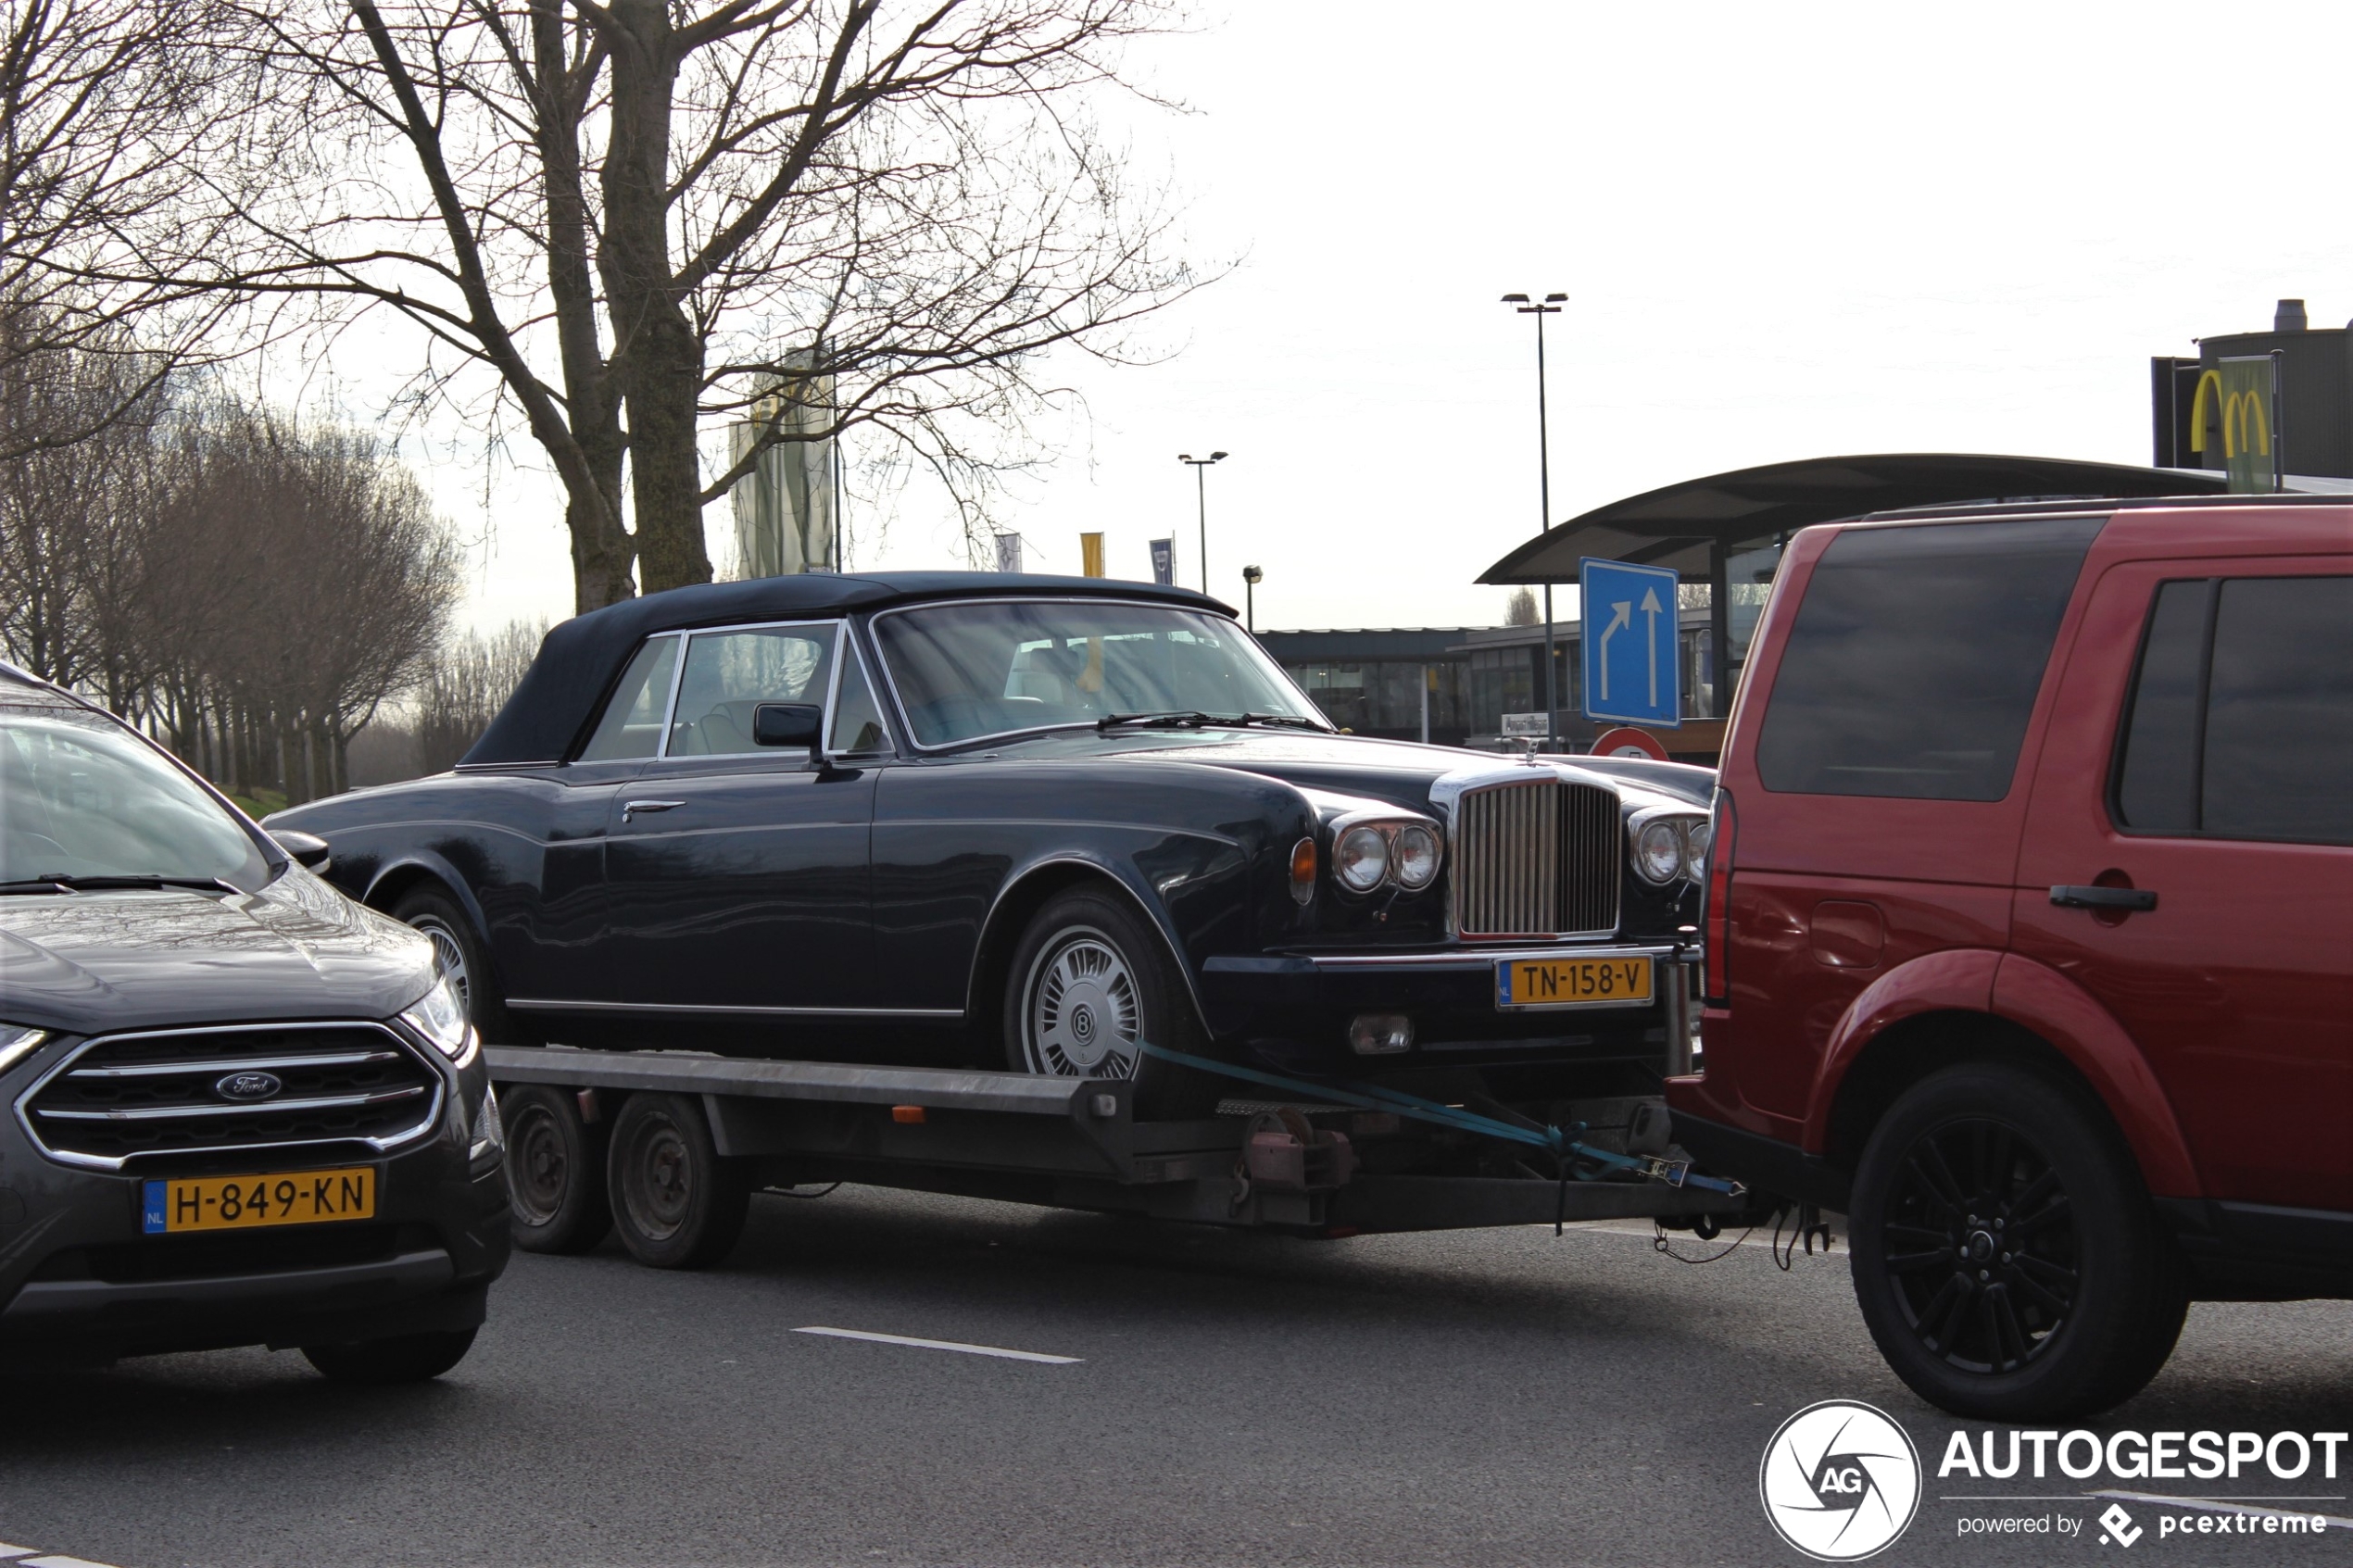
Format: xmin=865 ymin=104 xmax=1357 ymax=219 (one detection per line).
xmin=1334 ymin=824 xmax=1389 ymax=892
xmin=1681 ymin=819 xmax=1710 ymax=872
xmin=1391 ymin=824 xmax=1441 ymax=889
xmin=1633 ymin=819 xmax=1684 ymax=884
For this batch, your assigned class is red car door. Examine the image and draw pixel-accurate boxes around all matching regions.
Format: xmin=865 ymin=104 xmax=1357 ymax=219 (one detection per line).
xmin=2012 ymin=556 xmax=2353 ymax=1212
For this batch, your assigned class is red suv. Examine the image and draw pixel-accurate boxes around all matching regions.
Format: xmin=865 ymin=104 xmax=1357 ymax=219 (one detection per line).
xmin=1667 ymin=496 xmax=2350 ymax=1420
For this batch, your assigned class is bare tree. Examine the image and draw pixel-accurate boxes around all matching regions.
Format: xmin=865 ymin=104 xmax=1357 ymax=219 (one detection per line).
xmin=0 ymin=0 xmax=241 ymax=458
xmin=1504 ymin=587 xmax=1538 ymax=627
xmin=0 ymin=364 xmax=461 ymax=804
xmin=413 ymin=618 xmax=544 ymax=772
xmin=146 ymin=0 xmax=1200 ymax=612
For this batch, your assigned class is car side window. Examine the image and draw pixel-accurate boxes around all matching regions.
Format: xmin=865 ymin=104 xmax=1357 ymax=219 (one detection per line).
xmin=579 ymin=635 xmax=680 ymax=761
xmin=829 ymin=644 xmax=890 ymax=755
xmin=2114 ymin=575 xmax=2352 ymax=845
xmin=667 ymin=624 xmax=835 ymax=758
xmin=1753 ymin=516 xmax=2105 ymax=800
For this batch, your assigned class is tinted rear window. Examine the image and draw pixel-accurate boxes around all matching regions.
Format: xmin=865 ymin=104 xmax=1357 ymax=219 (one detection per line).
xmin=2115 ymin=575 xmax=2353 ymax=845
xmin=1754 ymin=517 xmax=2104 ymax=800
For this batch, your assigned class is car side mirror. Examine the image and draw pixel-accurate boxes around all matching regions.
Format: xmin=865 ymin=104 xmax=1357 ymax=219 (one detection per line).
xmin=271 ymin=829 xmax=333 ymax=872
xmin=753 ymin=702 xmax=823 ymax=749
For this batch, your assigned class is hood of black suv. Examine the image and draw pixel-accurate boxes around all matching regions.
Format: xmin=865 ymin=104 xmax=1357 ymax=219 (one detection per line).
xmin=0 ymin=867 xmax=434 ymax=1036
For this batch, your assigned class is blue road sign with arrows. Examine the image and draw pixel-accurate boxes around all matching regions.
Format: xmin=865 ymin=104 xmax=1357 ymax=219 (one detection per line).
xmin=1579 ymin=558 xmax=1680 ymax=728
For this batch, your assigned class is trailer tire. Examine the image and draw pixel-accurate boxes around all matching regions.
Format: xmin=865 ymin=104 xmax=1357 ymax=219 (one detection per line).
xmin=501 ymin=1085 xmax=613 ymax=1255
xmin=606 ymin=1093 xmax=751 ymax=1270
xmin=1002 ymin=888 xmax=1223 ymax=1121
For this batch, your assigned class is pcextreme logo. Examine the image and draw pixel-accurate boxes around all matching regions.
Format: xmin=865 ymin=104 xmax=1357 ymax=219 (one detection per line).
xmin=1759 ymin=1400 xmax=1923 ymax=1562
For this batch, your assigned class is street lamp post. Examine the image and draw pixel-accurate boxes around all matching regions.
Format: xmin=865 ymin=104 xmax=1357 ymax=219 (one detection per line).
xmin=1501 ymin=292 xmax=1567 ymax=752
xmin=1178 ymin=451 xmax=1227 ymax=593
xmin=1241 ymin=564 xmax=1263 ymax=631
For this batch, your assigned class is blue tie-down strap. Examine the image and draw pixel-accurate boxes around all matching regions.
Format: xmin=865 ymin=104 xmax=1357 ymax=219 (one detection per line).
xmin=1134 ymin=1038 xmax=1743 ymax=1197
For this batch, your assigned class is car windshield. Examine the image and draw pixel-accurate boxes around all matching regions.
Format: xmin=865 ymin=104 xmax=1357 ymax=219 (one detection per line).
xmin=874 ymin=599 xmax=1327 ymax=747
xmin=0 ymin=704 xmax=274 ymax=889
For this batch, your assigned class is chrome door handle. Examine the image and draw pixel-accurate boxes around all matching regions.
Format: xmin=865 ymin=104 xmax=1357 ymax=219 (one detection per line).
xmin=622 ymin=799 xmax=686 ymax=821
xmin=2049 ymin=884 xmax=2157 ymax=912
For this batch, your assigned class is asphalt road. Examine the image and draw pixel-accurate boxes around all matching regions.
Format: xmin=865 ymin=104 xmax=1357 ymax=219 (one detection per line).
xmin=1 ymin=1185 xmax=2347 ymax=1568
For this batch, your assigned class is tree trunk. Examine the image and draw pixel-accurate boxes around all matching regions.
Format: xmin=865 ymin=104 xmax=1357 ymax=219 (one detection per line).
xmin=600 ymin=0 xmax=710 ymax=597
xmin=532 ymin=0 xmax=636 ymax=612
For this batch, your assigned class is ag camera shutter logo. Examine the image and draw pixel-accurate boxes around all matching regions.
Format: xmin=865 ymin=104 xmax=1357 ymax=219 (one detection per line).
xmin=1759 ymin=1400 xmax=1922 ymax=1561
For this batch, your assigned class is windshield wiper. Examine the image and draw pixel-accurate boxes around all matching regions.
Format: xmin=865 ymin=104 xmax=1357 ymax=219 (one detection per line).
xmin=1097 ymin=709 xmax=1329 ymax=733
xmin=0 ymin=873 xmax=241 ymax=895
xmin=1098 ymin=710 xmax=1221 ymax=731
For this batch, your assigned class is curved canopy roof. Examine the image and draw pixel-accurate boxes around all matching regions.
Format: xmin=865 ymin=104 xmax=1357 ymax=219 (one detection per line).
xmin=1477 ymin=453 xmax=2230 ymax=583
xmin=463 ymin=571 xmax=1227 ymax=767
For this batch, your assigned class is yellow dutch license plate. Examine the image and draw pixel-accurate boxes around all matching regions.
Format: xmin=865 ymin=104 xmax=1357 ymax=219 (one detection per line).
xmin=1497 ymin=955 xmax=1655 ymax=1010
xmin=142 ymin=1167 xmax=375 ymax=1236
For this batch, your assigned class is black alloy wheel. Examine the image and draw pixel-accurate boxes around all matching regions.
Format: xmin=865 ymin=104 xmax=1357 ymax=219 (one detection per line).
xmin=1848 ymin=1061 xmax=2188 ymax=1421
xmin=1877 ymin=1115 xmax=2077 ymax=1374
xmin=605 ymin=1093 xmax=750 ymax=1270
xmin=1001 ymin=888 xmax=1224 ymax=1121
xmin=500 ymin=1085 xmax=613 ymax=1254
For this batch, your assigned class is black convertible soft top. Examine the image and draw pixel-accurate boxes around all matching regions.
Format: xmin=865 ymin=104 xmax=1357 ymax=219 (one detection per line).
xmin=461 ymin=571 xmax=1231 ymax=767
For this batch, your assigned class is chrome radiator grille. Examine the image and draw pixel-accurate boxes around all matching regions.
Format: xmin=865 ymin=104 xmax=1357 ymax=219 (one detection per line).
xmin=19 ymin=1022 xmax=442 ymax=1171
xmin=1452 ymin=777 xmax=1622 ymax=938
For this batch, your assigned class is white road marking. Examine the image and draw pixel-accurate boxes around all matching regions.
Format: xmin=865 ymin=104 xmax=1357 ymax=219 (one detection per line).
xmin=0 ymin=1547 xmax=31 ymax=1561
xmin=794 ymin=1326 xmax=1081 ymax=1364
xmin=2092 ymin=1491 xmax=2353 ymax=1530
xmin=24 ymin=1555 xmax=124 ymax=1567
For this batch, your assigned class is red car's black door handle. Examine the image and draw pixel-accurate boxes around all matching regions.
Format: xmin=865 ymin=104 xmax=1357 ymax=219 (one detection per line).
xmin=2050 ymin=884 xmax=2158 ymax=912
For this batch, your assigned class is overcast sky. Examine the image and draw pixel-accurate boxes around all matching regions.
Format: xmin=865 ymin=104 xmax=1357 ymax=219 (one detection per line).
xmin=404 ymin=0 xmax=2353 ymax=636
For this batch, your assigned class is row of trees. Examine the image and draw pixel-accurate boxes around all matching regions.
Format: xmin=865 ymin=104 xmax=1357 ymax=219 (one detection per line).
xmin=0 ymin=332 xmax=460 ymax=804
xmin=4 ymin=0 xmax=1199 ymax=617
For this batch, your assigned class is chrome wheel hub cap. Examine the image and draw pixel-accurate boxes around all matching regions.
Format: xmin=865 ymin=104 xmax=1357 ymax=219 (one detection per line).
xmin=1026 ymin=934 xmax=1139 ymax=1079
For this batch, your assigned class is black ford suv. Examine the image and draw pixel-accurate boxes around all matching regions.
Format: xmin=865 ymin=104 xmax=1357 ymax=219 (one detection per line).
xmin=0 ymin=665 xmax=510 ymax=1380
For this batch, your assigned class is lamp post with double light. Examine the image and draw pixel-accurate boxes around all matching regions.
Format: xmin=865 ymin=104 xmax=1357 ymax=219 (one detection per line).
xmin=1501 ymin=292 xmax=1566 ymax=752
xmin=1177 ymin=451 xmax=1227 ymax=593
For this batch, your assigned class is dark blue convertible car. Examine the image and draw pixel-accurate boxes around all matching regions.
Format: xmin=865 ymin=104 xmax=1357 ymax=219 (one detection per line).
xmin=271 ymin=574 xmax=1713 ymax=1120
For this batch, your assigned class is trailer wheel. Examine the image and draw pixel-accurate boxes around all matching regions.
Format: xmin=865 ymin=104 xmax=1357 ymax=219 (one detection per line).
xmin=1848 ymin=1061 xmax=2187 ymax=1421
xmin=1002 ymin=888 xmax=1223 ymax=1120
xmin=606 ymin=1093 xmax=750 ymax=1270
xmin=501 ymin=1085 xmax=613 ymax=1254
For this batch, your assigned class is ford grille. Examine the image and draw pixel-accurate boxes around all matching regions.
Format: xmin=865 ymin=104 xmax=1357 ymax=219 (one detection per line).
xmin=17 ymin=1022 xmax=443 ymax=1171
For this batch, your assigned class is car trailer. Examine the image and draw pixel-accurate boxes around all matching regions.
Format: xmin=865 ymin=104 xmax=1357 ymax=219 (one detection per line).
xmin=484 ymin=1043 xmax=1760 ymax=1269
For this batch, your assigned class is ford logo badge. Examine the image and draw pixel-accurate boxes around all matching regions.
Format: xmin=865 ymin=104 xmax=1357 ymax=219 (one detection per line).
xmin=215 ymin=1071 xmax=283 ymax=1102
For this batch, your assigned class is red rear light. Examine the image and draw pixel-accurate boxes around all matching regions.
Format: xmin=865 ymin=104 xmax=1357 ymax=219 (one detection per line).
xmin=1702 ymin=788 xmax=1736 ymax=1003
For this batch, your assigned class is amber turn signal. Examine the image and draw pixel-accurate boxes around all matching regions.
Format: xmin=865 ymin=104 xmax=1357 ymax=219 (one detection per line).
xmin=890 ymin=1105 xmax=926 ymax=1124
xmin=1289 ymin=836 xmax=1317 ymax=905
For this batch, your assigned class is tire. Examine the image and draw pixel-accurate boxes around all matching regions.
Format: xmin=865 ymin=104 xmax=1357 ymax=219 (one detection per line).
xmin=500 ymin=1085 xmax=613 ymax=1254
xmin=1847 ymin=1061 xmax=2188 ymax=1421
xmin=1001 ymin=887 xmax=1224 ymax=1121
xmin=606 ymin=1093 xmax=750 ymax=1270
xmin=303 ymin=1328 xmax=477 ymax=1385
xmin=390 ymin=886 xmax=523 ymax=1046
